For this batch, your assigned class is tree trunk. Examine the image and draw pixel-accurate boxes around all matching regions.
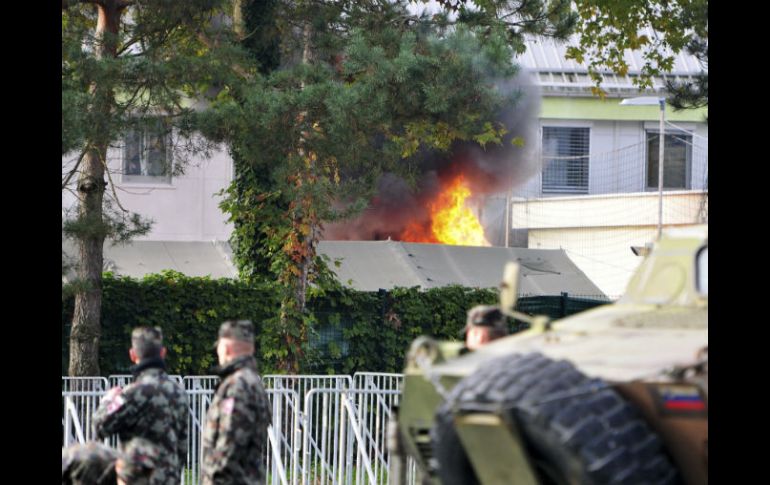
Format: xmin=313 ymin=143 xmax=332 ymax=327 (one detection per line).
xmin=69 ymin=149 xmax=106 ymax=376
xmin=68 ymin=1 xmax=121 ymax=376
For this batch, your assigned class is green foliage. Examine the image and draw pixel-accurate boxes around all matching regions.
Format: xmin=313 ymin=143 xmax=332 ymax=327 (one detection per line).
xmin=202 ymin=1 xmax=558 ymax=371
xmin=566 ymin=0 xmax=708 ymax=94
xmin=62 ymin=1 xmax=235 ymax=159
xmin=61 ymin=0 xmax=242 ymax=242
xmin=62 ymin=272 xmax=608 ymax=376
xmin=62 ymin=271 xmax=279 ymax=376
xmin=431 ymin=0 xmax=708 ymax=109
xmin=62 ymin=0 xmax=244 ymax=374
xmin=437 ymin=0 xmax=579 ymax=49
xmin=666 ymin=37 xmax=708 ymax=117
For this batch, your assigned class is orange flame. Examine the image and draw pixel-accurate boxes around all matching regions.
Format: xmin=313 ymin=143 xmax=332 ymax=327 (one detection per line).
xmin=401 ymin=175 xmax=490 ymax=246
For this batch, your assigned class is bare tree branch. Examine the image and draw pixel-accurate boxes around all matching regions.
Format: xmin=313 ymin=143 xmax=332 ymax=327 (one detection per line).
xmin=98 ymin=150 xmax=130 ymax=213
xmin=115 ymin=36 xmax=141 ymax=57
xmin=62 ymin=144 xmax=92 ymax=190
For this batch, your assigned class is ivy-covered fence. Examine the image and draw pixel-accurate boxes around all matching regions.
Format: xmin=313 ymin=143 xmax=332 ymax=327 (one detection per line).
xmin=62 ymin=271 xmax=609 ymax=376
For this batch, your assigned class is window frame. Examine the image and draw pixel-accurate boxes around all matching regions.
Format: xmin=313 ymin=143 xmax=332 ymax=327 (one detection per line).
xmin=695 ymin=245 xmax=708 ymax=297
xmin=540 ymin=124 xmax=592 ymax=195
xmin=644 ymin=129 xmax=693 ymax=191
xmin=121 ymin=118 xmax=174 ymax=187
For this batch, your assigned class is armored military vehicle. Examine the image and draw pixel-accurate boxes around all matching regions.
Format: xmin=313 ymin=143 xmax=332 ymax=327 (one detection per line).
xmin=389 ymin=227 xmax=708 ymax=485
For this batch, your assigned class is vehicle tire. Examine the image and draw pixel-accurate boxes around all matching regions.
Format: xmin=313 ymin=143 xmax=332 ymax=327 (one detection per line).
xmin=431 ymin=352 xmax=679 ymax=485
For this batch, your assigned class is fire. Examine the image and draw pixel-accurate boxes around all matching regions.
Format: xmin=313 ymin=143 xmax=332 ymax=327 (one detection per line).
xmin=401 ymin=175 xmax=490 ymax=246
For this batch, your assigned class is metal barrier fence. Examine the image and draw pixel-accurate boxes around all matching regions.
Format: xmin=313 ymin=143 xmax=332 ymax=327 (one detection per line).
xmin=183 ymin=375 xmax=220 ymax=391
xmin=302 ymin=389 xmax=401 ymax=485
xmin=62 ymin=374 xmax=414 ymax=485
xmin=353 ymin=373 xmax=403 ymax=394
xmin=62 ymin=376 xmax=108 ymax=392
xmin=263 ymin=375 xmax=353 ymax=410
xmin=108 ymin=374 xmax=184 ymax=388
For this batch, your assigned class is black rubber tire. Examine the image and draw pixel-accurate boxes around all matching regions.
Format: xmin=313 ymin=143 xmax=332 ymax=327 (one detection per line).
xmin=431 ymin=352 xmax=679 ymax=485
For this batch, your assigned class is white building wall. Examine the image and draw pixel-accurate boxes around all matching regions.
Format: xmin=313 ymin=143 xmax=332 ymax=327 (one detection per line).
xmin=511 ymin=118 xmax=707 ymax=199
xmin=511 ymin=191 xmax=707 ymax=296
xmin=62 ymin=141 xmax=234 ymax=242
xmin=528 ymin=226 xmax=654 ymax=298
xmin=589 ymin=120 xmax=646 ymax=194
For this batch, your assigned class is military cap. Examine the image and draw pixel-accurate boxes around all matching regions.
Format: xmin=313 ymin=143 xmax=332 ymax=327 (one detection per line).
xmin=461 ymin=305 xmax=508 ymax=336
xmin=131 ymin=326 xmax=163 ymax=347
xmin=117 ymin=438 xmax=160 ymax=483
xmin=218 ymin=319 xmax=255 ymax=343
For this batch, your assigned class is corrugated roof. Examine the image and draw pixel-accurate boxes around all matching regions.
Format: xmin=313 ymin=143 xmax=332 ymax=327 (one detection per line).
xmin=62 ymin=239 xmax=239 ymax=280
xmin=520 ymin=34 xmax=704 ymax=75
xmin=62 ymin=239 xmax=605 ymax=297
xmin=520 ymin=34 xmax=705 ymax=94
xmin=318 ymin=240 xmax=605 ymax=297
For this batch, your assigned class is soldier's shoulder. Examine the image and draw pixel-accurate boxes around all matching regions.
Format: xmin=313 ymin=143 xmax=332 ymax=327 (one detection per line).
xmin=222 ymin=367 xmax=261 ymax=393
xmin=123 ymin=376 xmax=167 ymax=401
xmin=121 ymin=380 xmax=148 ymax=396
xmin=160 ymin=373 xmax=186 ymax=392
xmin=237 ymin=366 xmax=263 ymax=386
xmin=132 ymin=371 xmax=162 ymax=388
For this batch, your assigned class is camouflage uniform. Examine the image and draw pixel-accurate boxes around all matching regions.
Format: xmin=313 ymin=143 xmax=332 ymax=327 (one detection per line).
xmin=62 ymin=441 xmax=118 ymax=485
xmin=116 ymin=438 xmax=162 ymax=485
xmin=202 ymin=320 xmax=272 ymax=485
xmin=93 ymin=328 xmax=188 ymax=485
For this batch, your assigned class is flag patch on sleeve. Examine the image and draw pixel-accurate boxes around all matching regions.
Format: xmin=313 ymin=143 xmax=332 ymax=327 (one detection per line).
xmin=221 ymin=397 xmax=235 ymax=415
xmin=650 ymin=384 xmax=707 ymax=417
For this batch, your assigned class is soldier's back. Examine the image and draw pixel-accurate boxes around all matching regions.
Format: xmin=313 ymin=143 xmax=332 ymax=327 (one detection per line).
xmin=129 ymin=370 xmax=188 ymax=484
xmin=202 ymin=356 xmax=271 ymax=484
xmin=95 ymin=368 xmax=188 ymax=485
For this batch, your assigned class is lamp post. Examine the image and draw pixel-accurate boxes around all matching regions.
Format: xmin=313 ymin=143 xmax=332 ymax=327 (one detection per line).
xmin=620 ymin=96 xmax=666 ymax=239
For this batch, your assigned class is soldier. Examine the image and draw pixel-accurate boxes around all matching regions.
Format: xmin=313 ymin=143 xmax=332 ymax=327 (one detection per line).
xmin=92 ymin=327 xmax=188 ymax=485
xmin=202 ymin=320 xmax=272 ymax=485
xmin=116 ymin=438 xmax=162 ymax=485
xmin=62 ymin=437 xmax=160 ymax=485
xmin=62 ymin=441 xmax=118 ymax=485
xmin=462 ymin=305 xmax=509 ymax=350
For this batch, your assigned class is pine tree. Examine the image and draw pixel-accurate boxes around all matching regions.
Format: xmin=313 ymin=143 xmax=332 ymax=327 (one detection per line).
xmin=62 ymin=0 xmax=238 ymax=375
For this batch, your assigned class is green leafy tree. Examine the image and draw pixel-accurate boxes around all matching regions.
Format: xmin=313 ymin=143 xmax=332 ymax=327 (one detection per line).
xmin=61 ymin=0 xmax=237 ymax=375
xmin=566 ymin=0 xmax=708 ymax=100
xmin=432 ymin=1 xmax=708 ymax=108
xmin=199 ymin=0 xmax=576 ymax=372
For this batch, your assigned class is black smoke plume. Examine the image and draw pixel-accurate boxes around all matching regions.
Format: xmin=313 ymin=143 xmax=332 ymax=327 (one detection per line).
xmin=323 ymin=71 xmax=541 ymax=242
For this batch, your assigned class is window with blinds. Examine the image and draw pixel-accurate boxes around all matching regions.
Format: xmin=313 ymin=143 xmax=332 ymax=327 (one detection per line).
xmin=542 ymin=127 xmax=590 ymax=194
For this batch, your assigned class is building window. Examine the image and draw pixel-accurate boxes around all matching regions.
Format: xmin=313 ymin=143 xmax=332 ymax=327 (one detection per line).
xmin=542 ymin=127 xmax=590 ymax=194
xmin=123 ymin=119 xmax=172 ymax=184
xmin=646 ymin=131 xmax=692 ymax=189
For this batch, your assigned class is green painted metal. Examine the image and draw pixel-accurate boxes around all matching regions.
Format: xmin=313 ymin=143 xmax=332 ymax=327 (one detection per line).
xmin=397 ymin=373 xmax=445 ymax=483
xmin=393 ymin=228 xmax=708 ymax=484
xmin=541 ymin=97 xmax=708 ymax=122
xmin=455 ymin=413 xmax=540 ymax=485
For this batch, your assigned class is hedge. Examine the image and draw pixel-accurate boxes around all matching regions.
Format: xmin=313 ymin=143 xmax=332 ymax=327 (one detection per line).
xmin=62 ymin=271 xmax=608 ymax=376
